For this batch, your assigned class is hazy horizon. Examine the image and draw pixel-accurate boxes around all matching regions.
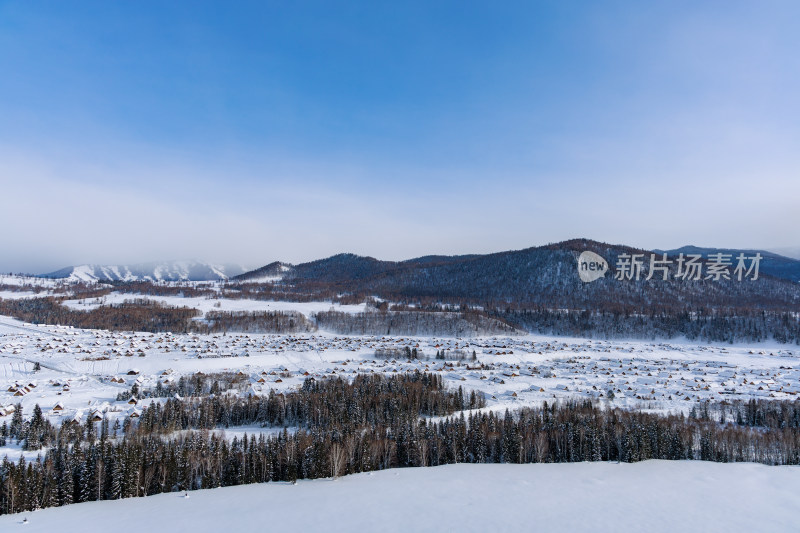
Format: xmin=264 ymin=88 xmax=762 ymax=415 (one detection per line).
xmin=2 ymin=2 xmax=799 ymax=273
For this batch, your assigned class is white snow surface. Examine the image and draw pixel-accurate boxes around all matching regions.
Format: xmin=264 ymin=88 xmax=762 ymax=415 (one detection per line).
xmin=0 ymin=274 xmax=66 ymax=288
xmin=1 ymin=461 xmax=798 ymax=532
xmin=0 ymin=291 xmax=38 ymax=300
xmin=61 ymin=293 xmax=368 ymax=316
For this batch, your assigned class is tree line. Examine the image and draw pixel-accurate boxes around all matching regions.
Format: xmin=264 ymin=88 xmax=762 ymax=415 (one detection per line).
xmin=0 ymin=298 xmax=316 ymax=335
xmin=2 ymin=373 xmax=800 ymax=515
xmin=0 ymin=297 xmax=200 ymax=333
xmin=3 ymin=285 xmax=798 ymax=342
xmin=497 ymin=308 xmax=800 ymax=344
xmin=200 ymin=310 xmax=316 ymax=334
xmin=314 ymin=309 xmax=520 ymax=337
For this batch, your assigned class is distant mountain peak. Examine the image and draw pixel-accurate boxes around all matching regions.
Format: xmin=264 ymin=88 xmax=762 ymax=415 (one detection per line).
xmin=40 ymin=261 xmax=246 ymax=282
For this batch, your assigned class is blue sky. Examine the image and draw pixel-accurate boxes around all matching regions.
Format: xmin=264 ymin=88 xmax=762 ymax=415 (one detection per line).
xmin=1 ymin=1 xmax=798 ymax=272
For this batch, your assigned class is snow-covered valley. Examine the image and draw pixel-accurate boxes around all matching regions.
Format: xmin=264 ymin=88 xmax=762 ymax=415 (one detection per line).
xmin=2 ymin=313 xmax=799 ymax=431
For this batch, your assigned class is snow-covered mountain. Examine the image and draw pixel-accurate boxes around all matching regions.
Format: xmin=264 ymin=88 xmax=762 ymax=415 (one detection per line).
xmin=40 ymin=261 xmax=246 ymax=283
xmin=233 ymin=261 xmax=293 ymax=283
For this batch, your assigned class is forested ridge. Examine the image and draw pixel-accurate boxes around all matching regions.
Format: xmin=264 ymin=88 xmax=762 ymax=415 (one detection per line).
xmin=2 ymin=373 xmax=800 ymax=515
xmin=237 ymin=239 xmax=800 ymax=312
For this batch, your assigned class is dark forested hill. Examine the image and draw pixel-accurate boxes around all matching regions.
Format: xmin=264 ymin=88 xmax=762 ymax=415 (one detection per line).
xmin=237 ymin=239 xmax=800 ymax=314
xmin=657 ymin=246 xmax=800 ymax=283
xmin=10 ymin=239 xmax=799 ymax=342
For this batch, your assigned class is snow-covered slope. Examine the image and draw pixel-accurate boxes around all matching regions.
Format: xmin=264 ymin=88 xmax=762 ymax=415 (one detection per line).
xmin=0 ymin=274 xmax=64 ymax=288
xmin=234 ymin=261 xmax=293 ymax=283
xmin=40 ymin=261 xmax=246 ymax=282
xmin=1 ymin=461 xmax=798 ymax=532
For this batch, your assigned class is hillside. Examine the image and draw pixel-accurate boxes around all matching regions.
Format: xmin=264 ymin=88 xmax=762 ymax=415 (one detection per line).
xmin=238 ymin=239 xmax=800 ymax=312
xmin=234 ymin=261 xmax=293 ymax=282
xmin=658 ymin=246 xmax=800 ymax=283
xmin=1 ymin=462 xmax=797 ymax=532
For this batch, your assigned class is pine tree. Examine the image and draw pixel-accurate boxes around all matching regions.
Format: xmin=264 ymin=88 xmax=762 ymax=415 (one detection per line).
xmin=10 ymin=404 xmax=23 ymax=442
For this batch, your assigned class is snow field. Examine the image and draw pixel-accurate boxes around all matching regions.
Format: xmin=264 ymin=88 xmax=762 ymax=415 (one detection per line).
xmin=0 ymin=461 xmax=798 ymax=532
